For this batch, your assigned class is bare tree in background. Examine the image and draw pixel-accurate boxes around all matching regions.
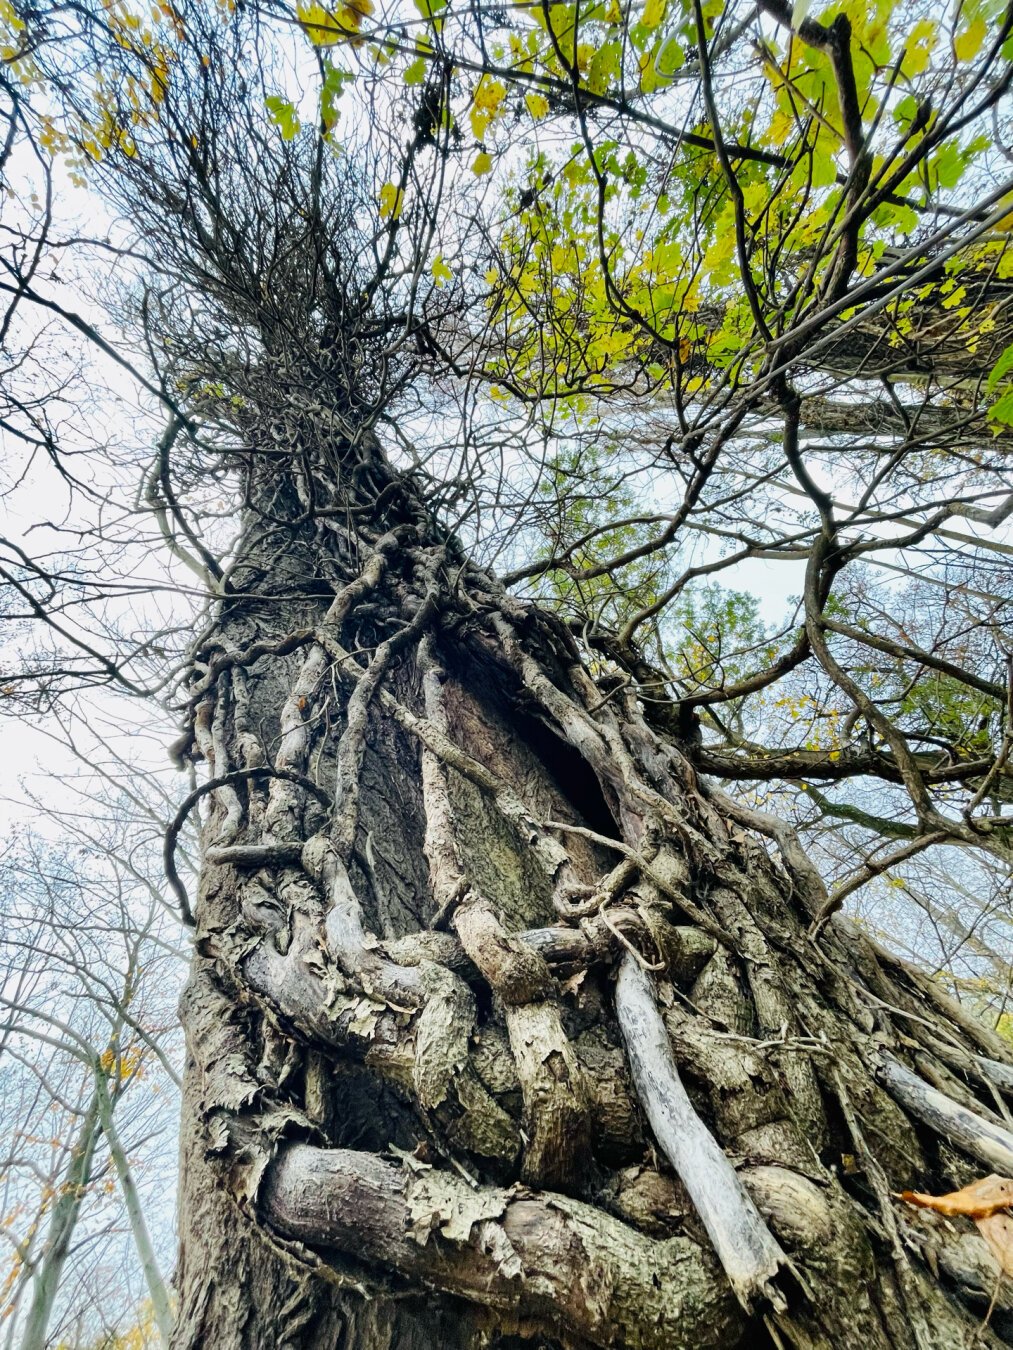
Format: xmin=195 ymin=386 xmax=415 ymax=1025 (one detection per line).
xmin=2 ymin=0 xmax=1013 ymax=1346
xmin=0 ymin=815 xmax=182 ymax=1348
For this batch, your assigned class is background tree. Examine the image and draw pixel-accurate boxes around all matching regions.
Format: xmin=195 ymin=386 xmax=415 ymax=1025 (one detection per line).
xmin=0 ymin=808 xmax=182 ymax=1348
xmin=1 ymin=0 xmax=1013 ymax=1346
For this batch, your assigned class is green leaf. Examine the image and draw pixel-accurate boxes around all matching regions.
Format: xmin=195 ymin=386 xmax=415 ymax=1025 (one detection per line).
xmin=588 ymin=41 xmax=621 ymax=94
xmin=810 ymin=144 xmax=838 ymax=188
xmin=875 ymin=199 xmax=918 ymax=235
xmin=986 ymin=343 xmax=1013 ymax=394
xmin=988 ymin=387 xmax=1013 ymax=427
xmin=933 ymin=141 xmax=965 ymax=190
xmin=892 ymin=93 xmax=919 ymax=129
xmin=265 ymin=95 xmax=300 ymax=140
xmin=321 ymin=62 xmax=352 ymax=130
xmin=413 ymin=0 xmax=447 ymax=31
xmin=403 ymin=56 xmax=427 ymax=85
xmin=655 ymin=35 xmax=685 ymax=77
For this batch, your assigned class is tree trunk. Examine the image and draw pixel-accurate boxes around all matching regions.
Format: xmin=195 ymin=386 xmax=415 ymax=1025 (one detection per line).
xmin=21 ymin=1088 xmax=102 ymax=1350
xmin=95 ymin=1071 xmax=174 ymax=1344
xmin=168 ymin=428 xmax=1013 ymax=1350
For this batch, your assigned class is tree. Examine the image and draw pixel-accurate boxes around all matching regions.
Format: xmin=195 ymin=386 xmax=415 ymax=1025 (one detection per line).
xmin=0 ymin=701 xmax=184 ymax=1346
xmin=2 ymin=0 xmax=1013 ymax=1346
xmin=0 ymin=825 xmax=180 ymax=1349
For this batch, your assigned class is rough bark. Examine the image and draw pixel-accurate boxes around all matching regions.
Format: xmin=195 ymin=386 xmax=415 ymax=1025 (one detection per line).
xmin=167 ymin=425 xmax=1013 ymax=1350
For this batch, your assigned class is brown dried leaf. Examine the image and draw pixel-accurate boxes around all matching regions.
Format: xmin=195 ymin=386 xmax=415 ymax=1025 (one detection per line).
xmin=976 ymin=1212 xmax=1013 ymax=1277
xmin=560 ymin=968 xmax=586 ymax=997
xmin=899 ymin=1174 xmax=1013 ymax=1219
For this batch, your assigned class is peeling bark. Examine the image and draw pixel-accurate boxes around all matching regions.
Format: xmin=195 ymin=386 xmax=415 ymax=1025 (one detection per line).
xmin=260 ymin=1141 xmax=743 ymax=1350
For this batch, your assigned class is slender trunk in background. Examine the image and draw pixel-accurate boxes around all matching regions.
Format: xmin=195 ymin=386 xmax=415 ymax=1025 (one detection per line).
xmin=95 ymin=1073 xmax=174 ymax=1344
xmin=21 ymin=1091 xmax=101 ymax=1350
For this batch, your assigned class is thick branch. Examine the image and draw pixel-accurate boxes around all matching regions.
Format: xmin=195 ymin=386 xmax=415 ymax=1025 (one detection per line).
xmin=260 ymin=1141 xmax=743 ymax=1350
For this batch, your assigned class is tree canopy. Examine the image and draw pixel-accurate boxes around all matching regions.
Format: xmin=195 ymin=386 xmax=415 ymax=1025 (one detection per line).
xmin=4 ymin=0 xmax=1012 ymax=893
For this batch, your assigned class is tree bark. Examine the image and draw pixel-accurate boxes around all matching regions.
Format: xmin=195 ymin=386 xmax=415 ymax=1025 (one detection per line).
xmin=168 ymin=430 xmax=1013 ymax=1350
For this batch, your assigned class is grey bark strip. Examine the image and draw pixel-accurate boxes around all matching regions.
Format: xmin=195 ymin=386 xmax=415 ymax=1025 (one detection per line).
xmin=976 ymin=1056 xmax=1013 ymax=1097
xmin=615 ymin=952 xmax=794 ymax=1313
xmin=452 ymin=894 xmax=593 ymax=1188
xmin=876 ymin=1052 xmax=1013 ymax=1176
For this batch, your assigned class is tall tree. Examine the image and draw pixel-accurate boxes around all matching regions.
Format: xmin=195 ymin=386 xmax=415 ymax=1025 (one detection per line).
xmin=3 ymin=0 xmax=1013 ymax=1346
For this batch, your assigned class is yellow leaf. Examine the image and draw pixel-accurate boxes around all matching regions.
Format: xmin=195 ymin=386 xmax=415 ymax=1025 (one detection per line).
xmin=642 ymin=0 xmax=665 ymax=29
xmin=768 ymin=107 xmax=795 ymax=146
xmin=298 ymin=2 xmax=340 ymax=43
xmin=901 ymin=18 xmax=937 ymax=76
xmin=340 ymin=0 xmax=373 ymax=29
xmin=378 ymin=181 xmax=403 ymax=219
xmin=298 ymin=0 xmax=372 ymax=44
xmin=472 ymin=151 xmax=493 ymax=175
xmin=954 ymin=18 xmax=986 ymax=62
xmin=473 ymin=76 xmax=506 ymax=112
xmin=431 ymin=254 xmax=452 ymax=287
xmin=471 ymin=77 xmax=506 ymax=138
xmin=525 ymin=92 xmax=549 ymax=119
xmin=0 ymin=0 xmax=24 ymax=31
